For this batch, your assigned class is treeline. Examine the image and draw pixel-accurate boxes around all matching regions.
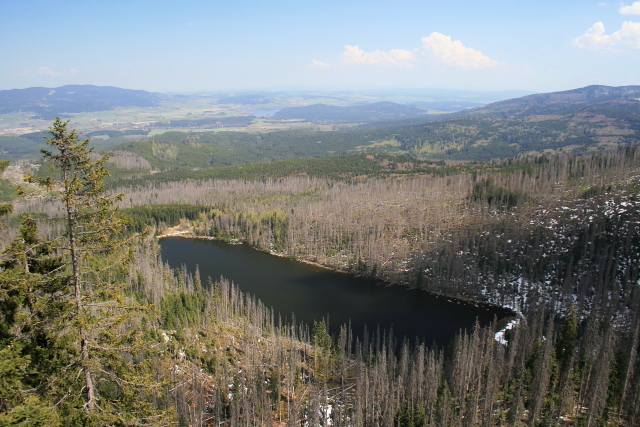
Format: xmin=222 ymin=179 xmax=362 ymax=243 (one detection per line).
xmin=105 ymin=153 xmax=451 ymax=188
xmin=121 ymin=204 xmax=208 ymax=232
xmin=109 ymin=133 xmax=257 ymax=170
xmin=153 ymin=115 xmax=254 ymax=128
xmin=83 ymin=129 xmax=149 ymax=138
xmin=391 ymin=116 xmax=631 ymax=160
xmin=104 ymin=125 xmax=420 ymax=175
xmin=0 ymin=135 xmax=46 ymax=159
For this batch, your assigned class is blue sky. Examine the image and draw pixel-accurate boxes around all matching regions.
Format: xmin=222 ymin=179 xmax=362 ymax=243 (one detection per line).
xmin=1 ymin=0 xmax=639 ymax=93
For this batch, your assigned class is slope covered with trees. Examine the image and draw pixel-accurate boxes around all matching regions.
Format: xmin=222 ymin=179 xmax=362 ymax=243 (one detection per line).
xmin=468 ymin=85 xmax=640 ymax=117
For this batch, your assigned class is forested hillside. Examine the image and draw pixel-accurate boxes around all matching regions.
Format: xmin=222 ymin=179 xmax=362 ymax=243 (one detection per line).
xmin=469 ymin=85 xmax=640 ymax=117
xmin=102 ymin=128 xmax=406 ymax=175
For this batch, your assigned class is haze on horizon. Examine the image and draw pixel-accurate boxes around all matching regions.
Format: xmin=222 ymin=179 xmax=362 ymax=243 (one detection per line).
xmin=2 ymin=0 xmax=640 ymax=94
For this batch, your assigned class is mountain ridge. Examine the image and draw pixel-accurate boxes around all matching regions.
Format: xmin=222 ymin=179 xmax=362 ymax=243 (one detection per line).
xmin=0 ymin=84 xmax=161 ymax=119
xmin=467 ymin=84 xmax=640 ymax=117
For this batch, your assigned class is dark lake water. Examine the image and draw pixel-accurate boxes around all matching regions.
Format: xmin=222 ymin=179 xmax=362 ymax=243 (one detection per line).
xmin=160 ymin=236 xmax=511 ymax=346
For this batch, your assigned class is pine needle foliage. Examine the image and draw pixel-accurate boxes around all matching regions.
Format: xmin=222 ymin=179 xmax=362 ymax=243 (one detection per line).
xmin=2 ymin=118 xmax=174 ymax=425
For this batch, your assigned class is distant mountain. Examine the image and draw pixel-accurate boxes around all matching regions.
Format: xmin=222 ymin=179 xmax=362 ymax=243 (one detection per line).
xmin=390 ymin=85 xmax=640 ymax=160
xmin=467 ymin=85 xmax=640 ymax=117
xmin=0 ymin=85 xmax=161 ymax=119
xmin=274 ymin=101 xmax=428 ymax=122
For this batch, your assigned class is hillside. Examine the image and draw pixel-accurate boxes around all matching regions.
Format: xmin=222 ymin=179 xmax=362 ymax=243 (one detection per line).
xmin=471 ymin=84 xmax=640 ymax=117
xmin=102 ymin=154 xmax=450 ymax=188
xmin=0 ymin=84 xmax=161 ymax=119
xmin=102 ymin=128 xmax=404 ymax=176
xmin=387 ymin=85 xmax=640 ymax=159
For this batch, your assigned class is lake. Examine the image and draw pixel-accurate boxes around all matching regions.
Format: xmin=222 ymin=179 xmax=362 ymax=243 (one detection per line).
xmin=159 ymin=236 xmax=512 ymax=346
xmin=246 ymin=108 xmax=281 ymax=117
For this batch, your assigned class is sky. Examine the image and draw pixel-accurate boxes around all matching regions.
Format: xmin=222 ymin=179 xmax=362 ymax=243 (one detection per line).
xmin=1 ymin=0 xmax=639 ymax=94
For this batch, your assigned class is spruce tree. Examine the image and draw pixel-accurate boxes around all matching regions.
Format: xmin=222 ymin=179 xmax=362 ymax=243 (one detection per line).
xmin=0 ymin=160 xmax=12 ymax=218
xmin=0 ymin=217 xmax=64 ymax=426
xmin=0 ymin=159 xmax=64 ymax=425
xmin=17 ymin=118 xmax=172 ymax=424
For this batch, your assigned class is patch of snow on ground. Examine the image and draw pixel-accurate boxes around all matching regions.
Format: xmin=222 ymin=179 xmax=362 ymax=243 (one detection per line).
xmin=494 ymin=318 xmax=519 ymax=345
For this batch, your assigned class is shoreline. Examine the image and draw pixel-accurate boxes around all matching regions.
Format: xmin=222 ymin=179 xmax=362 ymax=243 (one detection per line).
xmin=157 ymin=232 xmax=518 ymax=325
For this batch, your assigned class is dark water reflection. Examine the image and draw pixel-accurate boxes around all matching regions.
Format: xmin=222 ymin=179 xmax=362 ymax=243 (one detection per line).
xmin=160 ymin=236 xmax=511 ymax=346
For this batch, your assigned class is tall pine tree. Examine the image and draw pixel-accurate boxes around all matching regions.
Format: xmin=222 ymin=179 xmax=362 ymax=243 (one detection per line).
xmin=13 ymin=118 xmax=173 ymax=424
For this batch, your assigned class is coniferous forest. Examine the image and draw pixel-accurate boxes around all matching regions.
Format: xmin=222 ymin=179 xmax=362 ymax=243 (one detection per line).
xmin=2 ymin=105 xmax=640 ymax=427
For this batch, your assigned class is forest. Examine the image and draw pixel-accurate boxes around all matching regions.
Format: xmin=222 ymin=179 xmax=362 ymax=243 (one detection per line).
xmin=1 ymin=114 xmax=640 ymax=425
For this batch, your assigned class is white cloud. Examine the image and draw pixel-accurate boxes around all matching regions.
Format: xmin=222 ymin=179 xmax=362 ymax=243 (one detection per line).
xmin=308 ymin=59 xmax=331 ymax=69
xmin=338 ymin=45 xmax=414 ymax=67
xmin=620 ymin=1 xmax=640 ymax=15
xmin=19 ymin=66 xmax=77 ymax=77
xmin=34 ymin=66 xmax=62 ymax=76
xmin=573 ymin=21 xmax=640 ymax=51
xmin=420 ymin=32 xmax=498 ymax=69
xmin=313 ymin=33 xmax=500 ymax=71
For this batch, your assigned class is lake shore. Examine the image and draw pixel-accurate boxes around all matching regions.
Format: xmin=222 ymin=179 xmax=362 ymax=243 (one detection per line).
xmin=157 ymin=231 xmax=518 ymax=331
